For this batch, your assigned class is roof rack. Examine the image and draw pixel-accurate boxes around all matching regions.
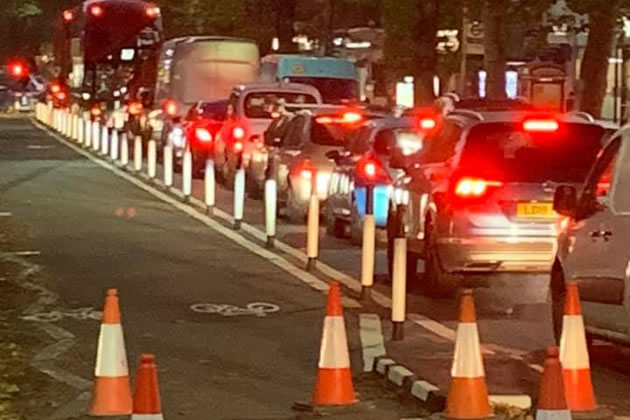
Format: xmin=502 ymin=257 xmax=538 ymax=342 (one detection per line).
xmin=566 ymin=111 xmax=595 ymax=123
xmin=447 ymin=109 xmax=484 ymax=121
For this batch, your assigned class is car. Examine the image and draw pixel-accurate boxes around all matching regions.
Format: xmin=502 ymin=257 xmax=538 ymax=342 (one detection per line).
xmin=266 ymin=109 xmax=367 ymax=223
xmin=326 ymin=116 xmax=428 ymax=244
xmin=551 ymin=126 xmax=630 ymax=345
xmin=387 ymin=110 xmax=610 ymax=297
xmin=213 ymin=82 xmax=322 ymax=187
xmin=163 ymin=100 xmax=228 ymax=177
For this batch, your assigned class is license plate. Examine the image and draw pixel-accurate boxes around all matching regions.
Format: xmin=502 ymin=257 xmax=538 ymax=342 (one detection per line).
xmin=517 ymin=202 xmax=555 ymax=218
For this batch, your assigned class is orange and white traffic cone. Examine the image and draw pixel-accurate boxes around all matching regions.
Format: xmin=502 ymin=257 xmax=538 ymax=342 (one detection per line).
xmin=89 ymin=288 xmax=132 ymax=416
xmin=312 ymin=282 xmax=357 ymax=406
xmin=132 ymin=354 xmax=164 ymax=420
xmin=444 ymin=289 xmax=491 ymax=419
xmin=559 ymin=281 xmax=597 ymax=412
xmin=536 ymin=347 xmax=570 ymax=420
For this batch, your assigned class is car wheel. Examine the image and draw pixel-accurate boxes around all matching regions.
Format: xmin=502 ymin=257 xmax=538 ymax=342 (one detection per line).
xmin=286 ymin=187 xmax=306 ymax=224
xmin=550 ymin=260 xmax=566 ymax=345
xmin=421 ymin=221 xmax=456 ymax=298
xmin=349 ymin=203 xmax=363 ymax=246
xmin=325 ymin=203 xmax=346 ymax=238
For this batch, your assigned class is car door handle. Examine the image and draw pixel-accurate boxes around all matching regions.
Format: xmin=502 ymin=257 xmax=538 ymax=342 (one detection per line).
xmin=590 ymin=229 xmax=612 ymax=240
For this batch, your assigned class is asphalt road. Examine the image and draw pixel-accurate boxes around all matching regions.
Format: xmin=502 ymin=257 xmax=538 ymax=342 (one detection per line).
xmin=0 ymin=117 xmax=418 ymax=419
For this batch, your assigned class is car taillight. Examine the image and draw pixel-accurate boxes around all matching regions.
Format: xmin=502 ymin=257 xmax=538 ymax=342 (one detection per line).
xmin=232 ymin=126 xmax=245 ymax=140
xmin=63 ymin=10 xmax=74 ymax=22
xmin=419 ymin=117 xmax=436 ymax=130
xmin=90 ymin=4 xmax=104 ymax=17
xmin=233 ymin=141 xmax=243 ymax=152
xmin=454 ymin=177 xmax=502 ymax=198
xmin=56 ymin=92 xmax=66 ymax=101
xmin=523 ymin=119 xmax=559 ymax=132
xmin=195 ymin=127 xmax=212 ymax=143
xmin=50 ymin=84 xmax=60 ymax=94
xmin=342 ymin=111 xmax=362 ymax=123
xmin=358 ymin=158 xmax=390 ymax=183
xmin=145 ymin=5 xmax=160 ymax=18
xmin=165 ymin=100 xmax=177 ymax=116
xmin=129 ymin=102 xmax=143 ymax=116
xmin=295 ymin=160 xmax=316 ymax=180
xmin=90 ymin=106 xmax=102 ymax=118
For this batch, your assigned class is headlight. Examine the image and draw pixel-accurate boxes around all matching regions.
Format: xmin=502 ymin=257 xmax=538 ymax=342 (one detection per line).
xmin=169 ymin=127 xmax=185 ymax=148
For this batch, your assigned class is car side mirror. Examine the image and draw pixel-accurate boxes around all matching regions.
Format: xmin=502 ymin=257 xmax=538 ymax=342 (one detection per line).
xmin=553 ymin=185 xmax=578 ymax=217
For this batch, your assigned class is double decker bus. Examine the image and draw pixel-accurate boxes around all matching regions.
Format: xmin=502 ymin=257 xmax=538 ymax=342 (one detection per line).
xmin=55 ymin=0 xmax=163 ymax=121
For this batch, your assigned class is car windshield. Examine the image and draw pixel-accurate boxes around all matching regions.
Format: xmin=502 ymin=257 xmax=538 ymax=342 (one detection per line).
xmin=244 ymin=91 xmax=317 ymax=119
xmin=200 ymin=101 xmax=228 ymax=121
xmin=287 ymin=77 xmax=358 ymax=104
xmin=459 ymin=122 xmax=605 ymax=183
xmin=311 ymin=119 xmax=357 ymax=146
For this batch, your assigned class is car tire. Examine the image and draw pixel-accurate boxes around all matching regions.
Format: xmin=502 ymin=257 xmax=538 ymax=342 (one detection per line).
xmin=550 ymin=260 xmax=566 ymax=345
xmin=421 ymin=221 xmax=457 ymax=298
xmin=286 ymin=187 xmax=306 ymax=224
xmin=325 ymin=203 xmax=345 ymax=238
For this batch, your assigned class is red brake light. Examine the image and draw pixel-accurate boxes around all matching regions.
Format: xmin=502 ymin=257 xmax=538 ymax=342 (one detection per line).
xmin=63 ymin=10 xmax=74 ymax=22
xmin=365 ymin=162 xmax=377 ymax=178
xmin=234 ymin=141 xmax=243 ymax=152
xmin=56 ymin=92 xmax=67 ymax=101
xmin=419 ymin=118 xmax=436 ymax=130
xmin=195 ymin=127 xmax=212 ymax=143
xmin=129 ymin=102 xmax=143 ymax=116
xmin=454 ymin=177 xmax=502 ymax=198
xmin=232 ymin=127 xmax=245 ymax=140
xmin=342 ymin=112 xmax=362 ymax=124
xmin=90 ymin=106 xmax=102 ymax=117
xmin=145 ymin=6 xmax=160 ymax=18
xmin=316 ymin=116 xmax=334 ymax=124
xmin=9 ymin=63 xmax=25 ymax=78
xmin=165 ymin=100 xmax=177 ymax=116
xmin=358 ymin=157 xmax=390 ymax=183
xmin=523 ymin=119 xmax=559 ymax=132
xmin=50 ymin=84 xmax=60 ymax=94
xmin=300 ymin=169 xmax=313 ymax=180
xmin=90 ymin=5 xmax=104 ymax=17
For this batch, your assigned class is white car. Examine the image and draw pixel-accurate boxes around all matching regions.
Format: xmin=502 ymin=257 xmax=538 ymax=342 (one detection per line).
xmin=552 ymin=126 xmax=630 ymax=344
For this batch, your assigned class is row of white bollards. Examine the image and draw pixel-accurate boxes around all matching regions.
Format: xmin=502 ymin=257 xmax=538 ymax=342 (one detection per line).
xmin=36 ymin=103 xmax=408 ymax=340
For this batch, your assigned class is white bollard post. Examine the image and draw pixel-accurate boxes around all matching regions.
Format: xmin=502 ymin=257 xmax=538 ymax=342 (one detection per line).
xmin=204 ymin=158 xmax=215 ymax=214
xmin=77 ymin=117 xmax=84 ymax=144
xmin=92 ymin=122 xmax=100 ymax=152
xmin=147 ymin=139 xmax=157 ymax=178
xmin=182 ymin=147 xmax=192 ymax=200
xmin=264 ymin=178 xmax=277 ymax=248
xmin=110 ymin=130 xmax=119 ymax=161
xmin=163 ymin=145 xmax=173 ymax=187
xmin=61 ymin=111 xmax=66 ymax=135
xmin=306 ymin=190 xmax=320 ymax=271
xmin=392 ymin=236 xmax=407 ymax=340
xmin=120 ymin=133 xmax=129 ymax=167
xmin=133 ymin=136 xmax=143 ymax=172
xmin=85 ymin=119 xmax=92 ymax=148
xmin=64 ymin=112 xmax=71 ymax=137
xmin=360 ymin=213 xmax=376 ymax=299
xmin=53 ymin=109 xmax=59 ymax=131
xmin=233 ymin=167 xmax=245 ymax=229
xmin=101 ymin=126 xmax=109 ymax=156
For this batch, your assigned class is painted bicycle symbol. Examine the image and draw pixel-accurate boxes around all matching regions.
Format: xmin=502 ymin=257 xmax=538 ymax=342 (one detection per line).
xmin=190 ymin=302 xmax=280 ymax=317
xmin=21 ymin=307 xmax=103 ymax=323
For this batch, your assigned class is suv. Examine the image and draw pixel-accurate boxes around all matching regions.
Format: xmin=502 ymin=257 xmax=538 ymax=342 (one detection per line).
xmin=388 ymin=111 xmax=608 ymax=296
xmin=551 ymin=127 xmax=630 ymax=345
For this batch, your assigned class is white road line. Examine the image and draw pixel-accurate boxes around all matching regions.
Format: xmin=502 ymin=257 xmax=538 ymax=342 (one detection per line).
xmin=6 ymin=250 xmax=41 ymax=257
xmin=0 ymin=212 xmax=12 ymax=217
xmin=38 ymin=124 xmax=361 ymax=309
xmin=27 ymin=145 xmax=54 ymax=150
xmin=359 ymin=314 xmax=386 ymax=372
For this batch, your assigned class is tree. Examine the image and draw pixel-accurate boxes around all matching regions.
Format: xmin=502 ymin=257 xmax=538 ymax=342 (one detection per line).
xmin=568 ymin=0 xmax=625 ymax=118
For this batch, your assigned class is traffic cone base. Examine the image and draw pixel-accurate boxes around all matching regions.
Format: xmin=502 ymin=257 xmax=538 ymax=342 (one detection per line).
xmin=564 ymin=369 xmax=596 ymax=412
xmin=90 ymin=377 xmax=132 ymax=415
xmin=313 ymin=368 xmax=357 ymax=406
xmin=132 ymin=415 xmax=164 ymax=420
xmin=445 ymin=377 xmax=491 ymax=419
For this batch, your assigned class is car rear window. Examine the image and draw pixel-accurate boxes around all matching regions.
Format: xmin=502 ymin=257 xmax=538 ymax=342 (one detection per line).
xmin=311 ymin=120 xmax=356 ymax=146
xmin=244 ymin=92 xmax=318 ymax=119
xmin=459 ymin=122 xmax=605 ymax=183
xmin=200 ymin=102 xmax=228 ymax=121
